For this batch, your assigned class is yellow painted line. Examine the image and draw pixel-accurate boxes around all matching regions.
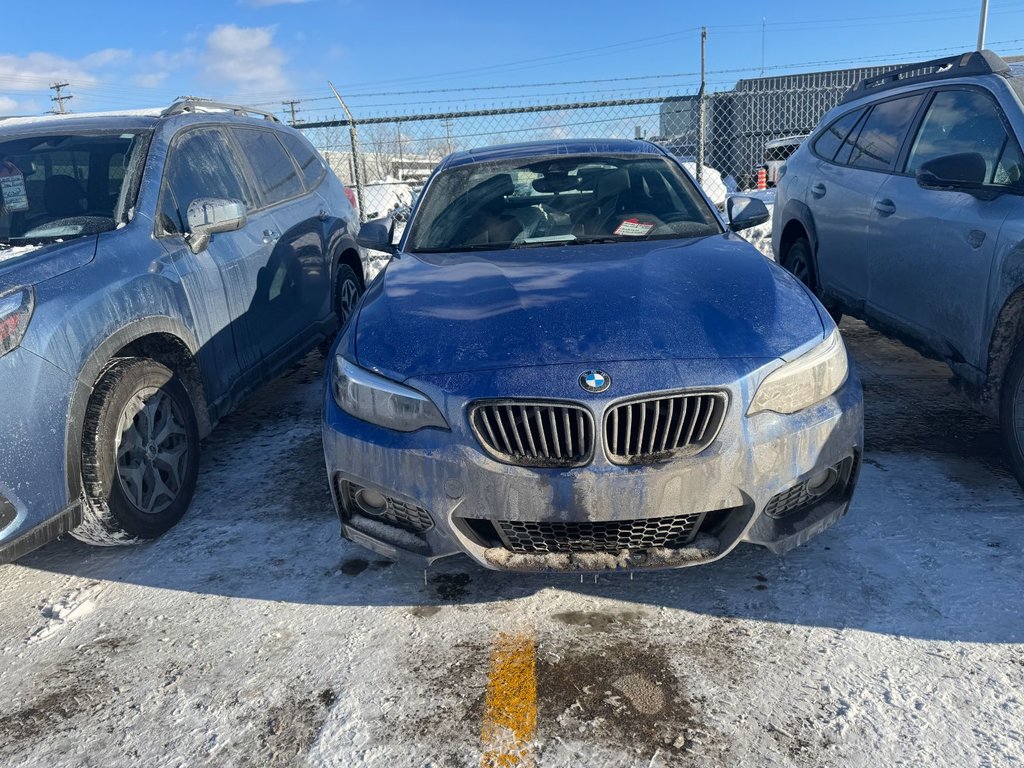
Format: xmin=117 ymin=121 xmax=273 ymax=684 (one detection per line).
xmin=480 ymin=629 xmax=538 ymax=768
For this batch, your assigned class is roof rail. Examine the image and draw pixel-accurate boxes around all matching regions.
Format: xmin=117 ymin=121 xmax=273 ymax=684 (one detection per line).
xmin=161 ymin=97 xmax=280 ymax=122
xmin=839 ymin=50 xmax=1010 ymax=105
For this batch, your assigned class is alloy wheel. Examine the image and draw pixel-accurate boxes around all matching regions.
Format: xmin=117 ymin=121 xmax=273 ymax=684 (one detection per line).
xmin=789 ymin=252 xmax=811 ymax=285
xmin=339 ymin=278 xmax=360 ymax=324
xmin=114 ymin=387 xmax=189 ymax=515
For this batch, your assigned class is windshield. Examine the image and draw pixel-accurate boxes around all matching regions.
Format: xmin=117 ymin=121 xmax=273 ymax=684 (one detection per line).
xmin=407 ymin=153 xmax=721 ymax=253
xmin=0 ymin=130 xmax=149 ymax=248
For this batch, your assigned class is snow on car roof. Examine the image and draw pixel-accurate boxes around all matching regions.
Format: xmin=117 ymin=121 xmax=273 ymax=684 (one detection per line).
xmin=0 ymin=108 xmax=164 ymax=130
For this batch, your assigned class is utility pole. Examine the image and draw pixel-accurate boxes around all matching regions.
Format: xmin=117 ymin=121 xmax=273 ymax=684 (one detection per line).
xmin=282 ymin=99 xmax=301 ymax=126
xmin=50 ymin=82 xmax=73 ymax=114
xmin=760 ymin=18 xmax=766 ymax=76
xmin=696 ymin=27 xmax=706 ymax=185
xmin=977 ymin=0 xmax=989 ymax=50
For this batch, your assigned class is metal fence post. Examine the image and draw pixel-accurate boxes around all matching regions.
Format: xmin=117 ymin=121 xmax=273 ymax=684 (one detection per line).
xmin=328 ymin=81 xmax=366 ymax=224
xmin=396 ymin=119 xmax=404 ymax=181
xmin=696 ymin=26 xmax=707 ymax=186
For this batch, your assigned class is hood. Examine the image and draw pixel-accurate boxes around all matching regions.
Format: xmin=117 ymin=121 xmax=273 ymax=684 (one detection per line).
xmin=0 ymin=236 xmax=98 ymax=293
xmin=354 ymin=234 xmax=824 ymax=380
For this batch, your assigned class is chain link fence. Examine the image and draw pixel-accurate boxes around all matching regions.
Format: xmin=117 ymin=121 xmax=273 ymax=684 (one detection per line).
xmin=296 ymin=65 xmax=896 ymax=226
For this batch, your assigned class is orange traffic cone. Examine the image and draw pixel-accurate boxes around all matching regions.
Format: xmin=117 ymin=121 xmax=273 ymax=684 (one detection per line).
xmin=756 ymin=166 xmax=767 ymax=191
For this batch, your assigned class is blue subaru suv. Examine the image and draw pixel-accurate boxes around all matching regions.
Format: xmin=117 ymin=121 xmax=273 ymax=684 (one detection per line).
xmin=0 ymin=99 xmax=364 ymax=562
xmin=774 ymin=51 xmax=1024 ymax=489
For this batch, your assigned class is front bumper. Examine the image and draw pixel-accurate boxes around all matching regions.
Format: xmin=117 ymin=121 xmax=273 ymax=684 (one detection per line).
xmin=322 ymin=358 xmax=864 ymax=572
xmin=0 ymin=346 xmax=80 ymax=563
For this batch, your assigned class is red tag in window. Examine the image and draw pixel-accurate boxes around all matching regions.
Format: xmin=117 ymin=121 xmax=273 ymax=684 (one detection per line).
xmin=613 ymin=218 xmax=655 ymax=236
xmin=0 ymin=161 xmax=29 ymax=213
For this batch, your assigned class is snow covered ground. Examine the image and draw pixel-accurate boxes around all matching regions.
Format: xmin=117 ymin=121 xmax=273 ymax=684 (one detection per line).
xmin=0 ymin=322 xmax=1022 ymax=767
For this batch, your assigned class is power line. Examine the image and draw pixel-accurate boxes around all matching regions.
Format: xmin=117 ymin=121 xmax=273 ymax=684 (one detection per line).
xmin=287 ymin=37 xmax=1024 ymax=123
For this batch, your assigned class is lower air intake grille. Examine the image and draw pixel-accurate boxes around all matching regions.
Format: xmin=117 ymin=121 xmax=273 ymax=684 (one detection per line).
xmin=763 ymin=456 xmax=858 ymax=519
xmin=496 ymin=513 xmax=705 ymax=554
xmin=339 ymin=480 xmax=433 ymax=533
xmin=605 ymin=391 xmax=727 ymax=465
xmin=470 ymin=400 xmax=594 ymax=468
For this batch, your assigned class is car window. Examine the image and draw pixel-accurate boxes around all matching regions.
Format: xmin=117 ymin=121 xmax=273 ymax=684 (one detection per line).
xmin=278 ymin=130 xmax=326 ymax=190
xmin=0 ymin=131 xmax=148 ymax=245
xmin=846 ymin=94 xmax=924 ymax=171
xmin=905 ymin=89 xmax=1024 ymax=186
xmin=158 ymin=128 xmax=251 ymax=236
xmin=231 ymin=128 xmax=304 ymax=205
xmin=108 ymin=150 xmax=126 ymax=198
xmin=813 ymin=109 xmax=865 ymax=161
xmin=834 ymin=110 xmax=870 ymax=166
xmin=407 ymin=154 xmax=721 ymax=253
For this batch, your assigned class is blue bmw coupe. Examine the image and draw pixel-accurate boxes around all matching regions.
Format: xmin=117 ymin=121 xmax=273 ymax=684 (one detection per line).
xmin=323 ymin=139 xmax=863 ymax=572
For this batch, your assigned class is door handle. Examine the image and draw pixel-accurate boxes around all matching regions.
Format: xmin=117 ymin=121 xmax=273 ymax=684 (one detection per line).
xmin=873 ymin=199 xmax=896 ymax=216
xmin=263 ymin=229 xmax=278 ymax=244
xmin=811 ymin=182 xmax=826 ymax=198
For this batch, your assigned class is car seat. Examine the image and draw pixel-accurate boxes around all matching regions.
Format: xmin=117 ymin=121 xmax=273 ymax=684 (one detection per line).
xmin=42 ymin=174 xmax=87 ymax=217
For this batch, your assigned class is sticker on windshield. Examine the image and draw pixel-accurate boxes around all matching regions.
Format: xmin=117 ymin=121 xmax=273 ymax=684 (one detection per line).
xmin=613 ymin=218 xmax=655 ymax=237
xmin=0 ymin=161 xmax=29 ymax=213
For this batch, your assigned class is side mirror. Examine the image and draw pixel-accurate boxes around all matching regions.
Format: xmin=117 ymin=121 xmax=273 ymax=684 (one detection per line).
xmin=357 ymin=216 xmax=397 ymax=255
xmin=727 ymin=195 xmax=770 ymax=232
xmin=186 ymin=198 xmax=246 ymax=254
xmin=916 ymin=152 xmax=988 ymax=193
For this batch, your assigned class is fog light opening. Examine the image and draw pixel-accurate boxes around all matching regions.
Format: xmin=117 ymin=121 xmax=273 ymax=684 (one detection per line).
xmin=354 ymin=488 xmax=388 ymax=516
xmin=805 ymin=467 xmax=839 ymax=499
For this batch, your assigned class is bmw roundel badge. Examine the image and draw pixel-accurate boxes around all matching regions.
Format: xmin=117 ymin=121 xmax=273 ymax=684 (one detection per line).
xmin=579 ymin=370 xmax=611 ymax=393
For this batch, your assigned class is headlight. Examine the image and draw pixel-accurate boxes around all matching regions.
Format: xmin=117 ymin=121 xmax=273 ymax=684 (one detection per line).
xmin=0 ymin=287 xmax=34 ymax=359
xmin=748 ymin=328 xmax=849 ymax=415
xmin=332 ymin=356 xmax=448 ymax=432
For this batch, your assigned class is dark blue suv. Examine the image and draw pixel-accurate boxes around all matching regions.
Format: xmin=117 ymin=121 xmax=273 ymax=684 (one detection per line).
xmin=774 ymin=51 xmax=1024 ymax=489
xmin=0 ymin=99 xmax=364 ymax=561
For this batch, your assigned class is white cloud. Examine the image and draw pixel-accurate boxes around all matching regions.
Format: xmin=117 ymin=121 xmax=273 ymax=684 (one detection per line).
xmin=0 ymin=52 xmax=99 ymax=93
xmin=0 ymin=96 xmax=19 ymax=113
xmin=133 ymin=72 xmax=169 ymax=88
xmin=202 ymin=24 xmax=289 ymax=94
xmin=81 ymin=48 xmax=132 ymax=68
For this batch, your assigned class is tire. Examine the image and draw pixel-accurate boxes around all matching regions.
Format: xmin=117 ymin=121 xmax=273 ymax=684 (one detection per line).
xmin=782 ymin=236 xmax=843 ymax=325
xmin=72 ymin=357 xmax=200 ymax=546
xmin=1000 ymin=342 xmax=1024 ymax=491
xmin=320 ymin=264 xmax=363 ymax=355
xmin=334 ymin=264 xmax=363 ymax=329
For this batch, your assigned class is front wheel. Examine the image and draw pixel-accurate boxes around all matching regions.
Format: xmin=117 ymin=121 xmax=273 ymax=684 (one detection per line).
xmin=73 ymin=357 xmax=200 ymax=545
xmin=782 ymin=236 xmax=842 ymax=324
xmin=1000 ymin=343 xmax=1024 ymax=491
xmin=335 ymin=264 xmax=363 ymax=329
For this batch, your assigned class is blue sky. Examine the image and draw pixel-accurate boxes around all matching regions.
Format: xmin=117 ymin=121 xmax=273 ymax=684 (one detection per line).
xmin=3 ymin=0 xmax=1024 ymax=121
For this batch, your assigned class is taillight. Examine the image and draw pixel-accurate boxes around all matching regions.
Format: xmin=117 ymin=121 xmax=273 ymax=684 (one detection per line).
xmin=343 ymin=187 xmax=358 ymax=211
xmin=0 ymin=287 xmax=34 ymax=358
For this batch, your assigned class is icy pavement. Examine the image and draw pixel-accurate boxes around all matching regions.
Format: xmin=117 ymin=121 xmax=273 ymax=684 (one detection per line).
xmin=1 ymin=321 xmax=1022 ymax=767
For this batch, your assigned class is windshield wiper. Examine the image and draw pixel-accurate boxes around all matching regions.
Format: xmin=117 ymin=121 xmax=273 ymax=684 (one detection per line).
xmin=509 ymin=235 xmax=579 ymax=249
xmin=571 ymin=237 xmax=628 ymax=245
xmin=411 ymin=244 xmax=502 ymax=254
